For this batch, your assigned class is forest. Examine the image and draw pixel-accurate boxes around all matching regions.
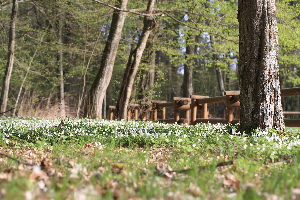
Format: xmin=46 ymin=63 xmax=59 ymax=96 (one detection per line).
xmin=1 ymin=1 xmax=300 ymax=198
xmin=0 ymin=0 xmax=299 ymax=120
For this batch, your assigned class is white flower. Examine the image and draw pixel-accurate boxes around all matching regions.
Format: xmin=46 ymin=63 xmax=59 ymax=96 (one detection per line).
xmin=178 ymin=139 xmax=183 ymax=142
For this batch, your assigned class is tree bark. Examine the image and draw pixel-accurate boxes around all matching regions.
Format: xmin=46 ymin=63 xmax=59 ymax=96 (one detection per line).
xmin=138 ymin=32 xmax=158 ymax=102
xmin=115 ymin=0 xmax=157 ymax=120
xmin=0 ymin=0 xmax=18 ymax=116
xmin=58 ymin=10 xmax=66 ymax=118
xmin=215 ymin=66 xmax=225 ymax=96
xmin=84 ymin=0 xmax=128 ymax=119
xmin=210 ymin=35 xmax=225 ymax=96
xmin=238 ymin=0 xmax=285 ymax=133
xmin=182 ymin=34 xmax=195 ymax=97
xmin=137 ymin=33 xmax=157 ymax=102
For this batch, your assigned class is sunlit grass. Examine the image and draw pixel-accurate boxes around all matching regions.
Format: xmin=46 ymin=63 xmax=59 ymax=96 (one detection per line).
xmin=0 ymin=117 xmax=299 ymax=199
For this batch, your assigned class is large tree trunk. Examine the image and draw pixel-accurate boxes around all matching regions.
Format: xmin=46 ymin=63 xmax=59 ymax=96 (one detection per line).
xmin=238 ymin=0 xmax=285 ymax=133
xmin=0 ymin=0 xmax=18 ymax=116
xmin=115 ymin=0 xmax=156 ymax=120
xmin=84 ymin=0 xmax=128 ymax=119
xmin=182 ymin=34 xmax=195 ymax=97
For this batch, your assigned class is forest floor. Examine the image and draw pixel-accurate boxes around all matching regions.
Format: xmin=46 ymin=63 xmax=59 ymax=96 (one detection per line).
xmin=0 ymin=118 xmax=299 ymax=200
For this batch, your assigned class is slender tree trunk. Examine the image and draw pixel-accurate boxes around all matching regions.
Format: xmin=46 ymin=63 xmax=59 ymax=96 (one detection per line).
xmin=115 ymin=0 xmax=157 ymax=120
xmin=18 ymin=88 xmax=27 ymax=117
xmin=103 ymin=94 xmax=106 ymax=119
xmin=13 ymin=29 xmax=47 ymax=116
xmin=13 ymin=49 xmax=38 ymax=116
xmin=46 ymin=86 xmax=55 ymax=110
xmin=238 ymin=0 xmax=285 ymax=133
xmin=77 ymin=32 xmax=101 ymax=118
xmin=215 ymin=66 xmax=225 ymax=96
xmin=0 ymin=0 xmax=18 ymax=116
xmin=84 ymin=0 xmax=128 ymax=119
xmin=182 ymin=34 xmax=195 ymax=97
xmin=58 ymin=11 xmax=66 ymax=117
xmin=137 ymin=33 xmax=157 ymax=102
xmin=210 ymin=35 xmax=225 ymax=96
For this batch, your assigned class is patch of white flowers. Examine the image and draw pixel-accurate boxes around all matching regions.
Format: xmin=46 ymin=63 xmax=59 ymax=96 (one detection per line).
xmin=0 ymin=118 xmax=299 ymax=158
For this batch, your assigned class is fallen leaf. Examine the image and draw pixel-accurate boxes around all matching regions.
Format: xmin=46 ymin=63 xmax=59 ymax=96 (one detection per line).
xmin=155 ymin=163 xmax=175 ymax=180
xmin=41 ymin=158 xmax=55 ymax=176
xmin=29 ymin=166 xmax=49 ymax=182
xmin=223 ymin=173 xmax=239 ymax=191
xmin=187 ymin=182 xmax=203 ymax=196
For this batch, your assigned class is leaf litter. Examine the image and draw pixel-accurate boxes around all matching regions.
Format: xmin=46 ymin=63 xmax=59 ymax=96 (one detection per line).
xmin=0 ymin=119 xmax=300 ymax=199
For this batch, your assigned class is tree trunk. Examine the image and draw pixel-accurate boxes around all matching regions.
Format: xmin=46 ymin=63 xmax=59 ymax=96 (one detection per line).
xmin=137 ymin=33 xmax=157 ymax=102
xmin=58 ymin=11 xmax=66 ymax=118
xmin=182 ymin=34 xmax=195 ymax=97
xmin=0 ymin=0 xmax=18 ymax=116
xmin=84 ymin=0 xmax=128 ymax=119
xmin=210 ymin=35 xmax=225 ymax=96
xmin=215 ymin=66 xmax=225 ymax=96
xmin=238 ymin=0 xmax=285 ymax=133
xmin=17 ymin=88 xmax=28 ymax=117
xmin=115 ymin=0 xmax=156 ymax=120
xmin=13 ymin=49 xmax=38 ymax=116
xmin=76 ymin=31 xmax=102 ymax=118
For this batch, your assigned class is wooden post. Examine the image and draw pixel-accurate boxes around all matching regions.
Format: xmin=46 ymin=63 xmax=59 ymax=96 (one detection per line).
xmin=174 ymin=98 xmax=180 ymax=123
xmin=190 ymin=97 xmax=197 ymax=125
xmin=127 ymin=108 xmax=131 ymax=121
xmin=201 ymin=103 xmax=208 ymax=119
xmin=190 ymin=95 xmax=209 ymax=124
xmin=185 ymin=109 xmax=190 ymax=124
xmin=134 ymin=108 xmax=139 ymax=120
xmin=152 ymin=103 xmax=158 ymax=121
xmin=109 ymin=106 xmax=115 ymax=120
xmin=225 ymin=91 xmax=240 ymax=123
xmin=152 ymin=100 xmax=168 ymax=121
xmin=141 ymin=102 xmax=151 ymax=121
xmin=161 ymin=107 xmax=166 ymax=119
xmin=226 ymin=95 xmax=233 ymax=123
xmin=174 ymin=97 xmax=191 ymax=124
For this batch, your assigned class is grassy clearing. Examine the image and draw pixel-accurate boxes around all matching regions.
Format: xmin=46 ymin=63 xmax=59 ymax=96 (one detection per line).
xmin=0 ymin=118 xmax=300 ymax=200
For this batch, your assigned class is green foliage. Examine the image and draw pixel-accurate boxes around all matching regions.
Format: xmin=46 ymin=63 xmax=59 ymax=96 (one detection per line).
xmin=0 ymin=0 xmax=299 ymax=117
xmin=277 ymin=0 xmax=300 ymax=87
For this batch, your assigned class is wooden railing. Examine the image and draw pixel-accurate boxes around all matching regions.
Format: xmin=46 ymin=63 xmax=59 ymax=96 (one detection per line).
xmin=109 ymin=88 xmax=300 ymax=127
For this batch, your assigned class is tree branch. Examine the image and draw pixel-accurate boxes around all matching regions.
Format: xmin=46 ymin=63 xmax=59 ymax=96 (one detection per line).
xmin=165 ymin=13 xmax=238 ymax=44
xmin=0 ymin=152 xmax=37 ymax=167
xmin=93 ymin=0 xmax=164 ymax=16
xmin=92 ymin=0 xmax=238 ymax=44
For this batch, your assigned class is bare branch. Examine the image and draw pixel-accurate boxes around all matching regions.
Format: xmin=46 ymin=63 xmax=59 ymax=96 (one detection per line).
xmin=92 ymin=0 xmax=237 ymax=44
xmin=0 ymin=152 xmax=36 ymax=167
xmin=93 ymin=0 xmax=164 ymax=16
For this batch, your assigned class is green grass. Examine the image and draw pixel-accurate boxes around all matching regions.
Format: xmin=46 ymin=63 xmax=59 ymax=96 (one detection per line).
xmin=0 ymin=118 xmax=299 ymax=199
